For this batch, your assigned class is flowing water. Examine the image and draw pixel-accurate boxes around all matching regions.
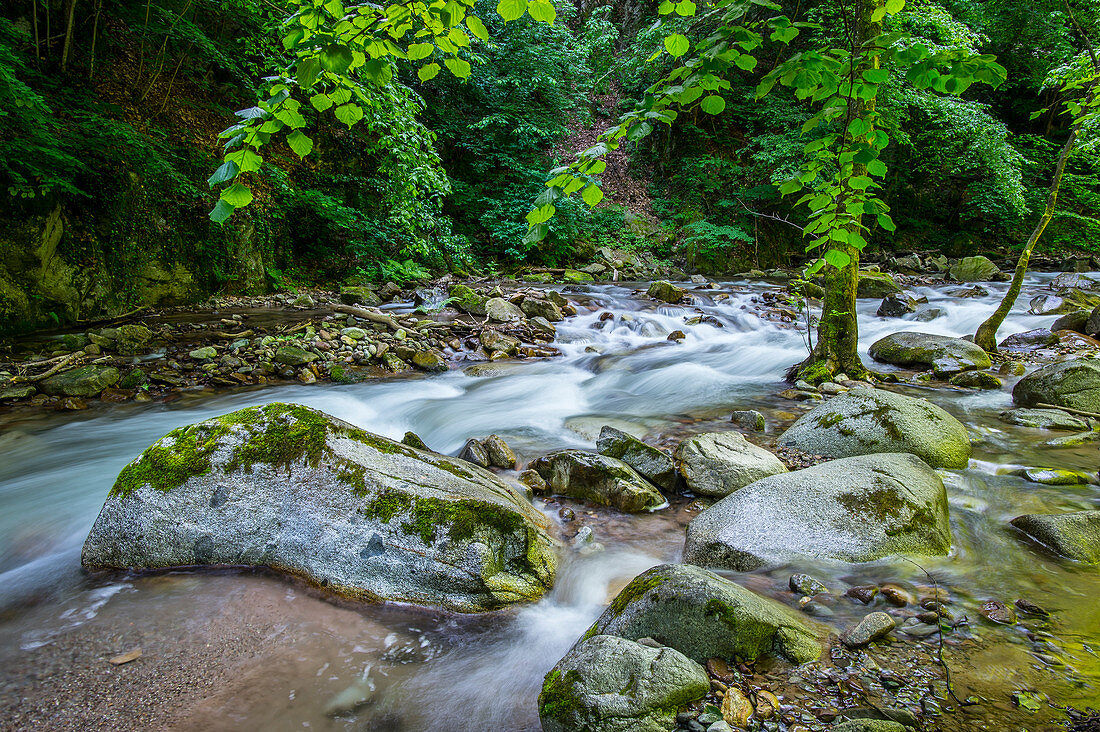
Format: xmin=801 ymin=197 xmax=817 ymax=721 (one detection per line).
xmin=0 ymin=275 xmax=1098 ymax=730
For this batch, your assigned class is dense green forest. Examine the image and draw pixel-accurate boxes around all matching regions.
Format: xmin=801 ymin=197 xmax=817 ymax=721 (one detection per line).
xmin=0 ymin=0 xmax=1097 ymax=333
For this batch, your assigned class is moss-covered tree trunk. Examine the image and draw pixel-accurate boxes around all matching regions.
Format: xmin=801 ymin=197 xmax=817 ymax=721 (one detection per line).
xmin=974 ymin=82 xmax=1095 ymax=351
xmin=792 ymin=0 xmax=880 ymax=383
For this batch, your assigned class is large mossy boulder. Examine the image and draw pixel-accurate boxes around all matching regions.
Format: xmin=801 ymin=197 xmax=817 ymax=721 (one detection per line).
xmin=539 ymin=634 xmax=709 ymax=732
xmin=684 ymin=454 xmax=952 ymax=570
xmin=949 ymin=255 xmax=1003 ymax=282
xmin=448 ymin=284 xmax=488 ymax=316
xmin=868 ymin=332 xmax=991 ymax=375
xmin=485 ymin=297 xmax=524 ymax=323
xmin=40 ymin=364 xmax=120 ymax=397
xmin=1013 ymin=359 xmax=1100 ymax=413
xmin=647 ymin=281 xmax=686 ymax=304
xmin=856 ymin=271 xmax=901 ymax=298
xmin=1011 ymin=511 xmax=1100 ymax=563
xmin=674 ymin=432 xmax=787 ymax=497
xmin=81 ymin=403 xmax=557 ymax=612
xmin=582 ymin=564 xmax=823 ymax=665
xmin=529 ymin=450 xmax=665 ymax=512
xmin=777 ymin=387 xmax=971 ymax=468
xmin=596 ymin=426 xmax=676 ymax=492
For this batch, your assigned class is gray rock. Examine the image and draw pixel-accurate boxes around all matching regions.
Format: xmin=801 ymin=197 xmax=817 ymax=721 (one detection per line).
xmin=1012 ymin=359 xmax=1100 ymax=413
xmin=0 ymin=384 xmax=36 ymax=401
xmin=520 ymin=297 xmax=564 ymax=322
xmin=485 ymin=297 xmax=524 ymax=323
xmin=291 ymin=293 xmax=316 ymax=309
xmin=948 ymin=371 xmax=1003 ymax=389
xmin=999 ymin=408 xmax=1090 ymax=431
xmin=999 ymin=328 xmax=1058 ymax=351
xmin=777 ymin=387 xmax=971 ymax=468
xmin=530 ymin=450 xmax=665 ymax=512
xmin=448 ymin=284 xmax=487 ymax=316
xmin=1088 ymin=305 xmax=1100 ymax=337
xmin=274 ymin=345 xmax=318 ymax=366
xmin=596 ymin=426 xmax=676 ymax=492
xmin=81 ymin=403 xmax=557 ymax=612
xmin=647 ymin=281 xmax=686 ymax=304
xmin=583 ymin=564 xmax=823 ymax=664
xmin=868 ymin=332 xmax=991 ymax=374
xmin=1051 ymin=310 xmax=1092 ymax=334
xmin=114 ymin=324 xmax=155 ymax=355
xmin=459 ymin=438 xmax=491 ymax=467
xmin=876 ymin=294 xmax=917 ymax=317
xmin=857 ymin=271 xmax=901 ymax=298
xmin=539 ymin=634 xmax=709 ymax=732
xmin=949 ymin=255 xmax=1004 ymax=282
xmin=729 ymin=410 xmax=766 ymax=431
xmin=483 ymin=434 xmax=517 ymax=469
xmin=40 ymin=365 xmax=120 ymax=397
xmin=1011 ymin=511 xmax=1100 ymax=563
xmin=480 ymin=329 xmax=520 ymax=356
xmin=189 ymin=346 xmax=218 ymax=360
xmin=339 ymin=286 xmax=381 ymax=307
xmin=684 ymin=453 xmax=952 ymax=570
xmin=411 ymin=350 xmax=447 ymax=372
xmin=840 ymin=611 xmax=896 ymax=648
xmin=789 ymin=573 xmax=829 ymax=596
xmin=675 ymin=432 xmax=787 ymax=498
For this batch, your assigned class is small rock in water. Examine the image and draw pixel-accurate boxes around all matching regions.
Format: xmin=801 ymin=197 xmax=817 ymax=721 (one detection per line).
xmin=1010 ymin=467 xmax=1092 ymax=486
xmin=729 ymin=410 xmax=765 ymax=432
xmin=754 ymin=690 xmax=779 ymax=720
xmin=189 ymin=346 xmax=217 ymax=360
xmin=845 ymin=585 xmax=879 ymax=604
xmin=721 ymin=686 xmax=754 ymax=729
xmin=878 ymin=584 xmax=912 ymax=607
xmin=789 ymin=573 xmax=829 ymax=596
xmin=401 ymin=431 xmax=430 ymax=451
xmin=518 ymin=469 xmax=549 ymax=495
xmin=667 ymin=330 xmax=686 ymax=341
xmin=109 ymin=648 xmax=142 ymax=665
xmin=458 ymin=438 xmax=491 ymax=468
xmin=323 ymin=679 xmax=375 ymax=717
xmin=949 ymin=371 xmax=1003 ymax=389
xmin=1015 ymin=598 xmax=1050 ymax=617
xmin=979 ymin=599 xmax=1017 ymax=625
xmin=482 ymin=434 xmax=517 ymax=469
xmin=840 ymin=612 xmax=896 ymax=648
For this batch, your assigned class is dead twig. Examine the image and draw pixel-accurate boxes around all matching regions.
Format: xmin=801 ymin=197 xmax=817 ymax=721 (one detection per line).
xmin=11 ymin=351 xmax=84 ymax=383
xmin=1035 ymin=402 xmax=1100 ymax=420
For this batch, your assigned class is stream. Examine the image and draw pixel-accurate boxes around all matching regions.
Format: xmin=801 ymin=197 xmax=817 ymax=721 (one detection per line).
xmin=0 ymin=275 xmax=1098 ymax=730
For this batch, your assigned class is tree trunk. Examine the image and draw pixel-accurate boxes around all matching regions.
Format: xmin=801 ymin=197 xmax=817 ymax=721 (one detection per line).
xmin=61 ymin=0 xmax=78 ymax=71
xmin=974 ymin=82 xmax=1095 ymax=352
xmin=791 ymin=0 xmax=880 ymax=383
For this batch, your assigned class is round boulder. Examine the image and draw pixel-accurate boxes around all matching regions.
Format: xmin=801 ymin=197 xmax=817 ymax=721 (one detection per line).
xmin=868 ymin=332 xmax=991 ymax=375
xmin=777 ymin=387 xmax=971 ymax=468
xmin=529 ymin=450 xmax=666 ymax=512
xmin=684 ymin=453 xmax=952 ymax=570
xmin=81 ymin=403 xmax=557 ymax=612
xmin=1012 ymin=359 xmax=1100 ymax=414
xmin=674 ymin=432 xmax=787 ymax=497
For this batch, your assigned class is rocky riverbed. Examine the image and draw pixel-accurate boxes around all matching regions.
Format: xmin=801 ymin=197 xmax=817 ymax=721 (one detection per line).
xmin=1 ymin=263 xmax=1100 ymax=732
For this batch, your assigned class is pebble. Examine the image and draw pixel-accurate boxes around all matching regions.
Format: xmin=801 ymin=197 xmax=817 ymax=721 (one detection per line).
xmin=979 ymin=599 xmax=1017 ymax=625
xmin=841 ymin=612 xmax=896 ymax=648
xmin=789 ymin=573 xmax=829 ymax=596
xmin=846 ymin=585 xmax=879 ymax=604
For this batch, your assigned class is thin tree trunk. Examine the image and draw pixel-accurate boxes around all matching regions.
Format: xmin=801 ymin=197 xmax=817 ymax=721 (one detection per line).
xmin=60 ymin=0 xmax=77 ymax=71
xmin=88 ymin=0 xmax=102 ymax=79
xmin=974 ymin=108 xmax=1087 ymax=351
xmin=792 ymin=0 xmax=880 ymax=382
xmin=32 ymin=0 xmax=40 ymax=63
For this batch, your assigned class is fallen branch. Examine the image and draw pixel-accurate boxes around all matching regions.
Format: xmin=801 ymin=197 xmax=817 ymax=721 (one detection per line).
xmin=11 ymin=351 xmax=84 ymax=383
xmin=76 ymin=305 xmax=150 ymax=328
xmin=332 ymin=304 xmax=405 ymax=332
xmin=212 ymin=329 xmax=255 ymax=340
xmin=1035 ymin=402 xmax=1100 ymax=420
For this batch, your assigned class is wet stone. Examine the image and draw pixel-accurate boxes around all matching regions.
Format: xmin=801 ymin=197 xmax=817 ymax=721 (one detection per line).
xmin=840 ymin=612 xmax=896 ymax=648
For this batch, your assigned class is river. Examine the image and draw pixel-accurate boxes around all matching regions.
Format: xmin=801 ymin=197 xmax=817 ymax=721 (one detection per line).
xmin=0 ymin=275 xmax=1097 ymax=730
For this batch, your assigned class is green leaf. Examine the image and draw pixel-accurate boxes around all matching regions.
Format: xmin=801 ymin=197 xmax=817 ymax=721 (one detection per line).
xmin=581 ymin=184 xmax=604 ymax=206
xmin=287 ymin=130 xmax=314 ymax=158
xmin=885 ymin=0 xmax=904 ymax=13
xmin=824 ymin=248 xmax=851 ymax=269
xmin=209 ymin=199 xmax=235 ymax=223
xmin=735 ymin=54 xmax=757 ymax=71
xmin=664 ymin=34 xmax=690 ymax=58
xmin=496 ymin=0 xmax=526 ymax=21
xmin=207 ymin=160 xmax=239 ymax=187
xmin=296 ymin=58 xmax=321 ymax=89
xmin=877 ymin=213 xmax=896 ymax=231
xmin=675 ymin=0 xmax=696 ymax=16
xmin=445 ymin=58 xmax=472 ymax=78
xmin=310 ymin=94 xmax=333 ymax=112
xmin=867 ymin=159 xmax=887 ymax=177
xmin=700 ymin=95 xmax=726 ymax=115
xmin=466 ymin=15 xmax=489 ymax=41
xmin=658 ymin=0 xmax=675 ymax=13
xmin=408 ymin=43 xmax=434 ymax=60
xmin=320 ymin=44 xmax=353 ymax=74
xmin=862 ymin=68 xmax=889 ymax=83
xmin=528 ymin=0 xmax=556 ymax=23
xmin=418 ymin=63 xmax=441 ymax=81
xmin=527 ymin=204 xmax=556 ymax=224
xmin=334 ymin=103 xmax=364 ymax=127
xmin=220 ymin=183 xmax=253 ymax=208
xmin=871 ymin=6 xmax=886 ymax=21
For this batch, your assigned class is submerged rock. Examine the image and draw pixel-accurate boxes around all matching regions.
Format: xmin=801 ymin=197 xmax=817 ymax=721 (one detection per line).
xmin=596 ymin=426 xmax=676 ymax=492
xmin=857 ymin=271 xmax=901 ymax=298
xmin=674 ymin=432 xmax=787 ymax=498
xmin=40 ymin=365 xmax=120 ymax=397
xmin=1011 ymin=511 xmax=1100 ymax=563
xmin=538 ymin=634 xmax=709 ymax=732
xmin=529 ymin=450 xmax=665 ymax=512
xmin=81 ymin=403 xmax=557 ymax=612
xmin=868 ymin=332 xmax=991 ymax=375
xmin=999 ymin=408 xmax=1091 ymax=431
xmin=777 ymin=387 xmax=971 ymax=468
xmin=1051 ymin=310 xmax=1092 ymax=334
xmin=840 ymin=612 xmax=896 ymax=648
xmin=684 ymin=453 xmax=952 ymax=570
xmin=949 ymin=371 xmax=1003 ymax=390
xmin=582 ymin=564 xmax=823 ymax=664
xmin=1013 ymin=359 xmax=1100 ymax=413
